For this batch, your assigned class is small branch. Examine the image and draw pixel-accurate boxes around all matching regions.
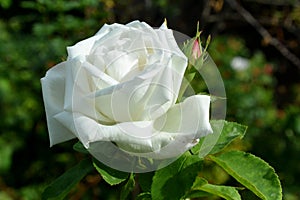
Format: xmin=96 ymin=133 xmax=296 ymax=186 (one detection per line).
xmin=226 ymin=0 xmax=300 ymax=69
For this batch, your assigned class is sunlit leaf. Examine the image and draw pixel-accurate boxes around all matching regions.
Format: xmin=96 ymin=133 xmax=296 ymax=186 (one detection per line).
xmin=190 ymin=177 xmax=241 ymax=200
xmin=151 ymin=153 xmax=203 ymax=200
xmin=211 ymin=151 xmax=282 ymax=200
xmin=192 ymin=120 xmax=247 ymax=157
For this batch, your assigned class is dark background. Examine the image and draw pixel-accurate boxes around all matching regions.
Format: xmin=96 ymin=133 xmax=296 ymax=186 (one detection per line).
xmin=0 ymin=0 xmax=299 ymax=199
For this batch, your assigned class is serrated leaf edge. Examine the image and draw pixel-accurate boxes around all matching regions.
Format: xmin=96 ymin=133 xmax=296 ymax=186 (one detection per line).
xmin=210 ymin=151 xmax=282 ymax=200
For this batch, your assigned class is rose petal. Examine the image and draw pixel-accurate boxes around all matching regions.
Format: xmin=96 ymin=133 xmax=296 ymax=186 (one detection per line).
xmin=53 ymin=111 xmax=173 ymax=151
xmin=63 ymin=58 xmax=116 ymax=124
xmin=41 ymin=63 xmax=75 ymax=146
xmin=92 ymin=55 xmax=186 ymax=122
xmin=132 ymin=94 xmax=212 ymax=159
xmin=154 ymin=95 xmax=212 ymax=136
xmin=105 ymin=49 xmax=139 ymax=81
xmin=67 ymin=23 xmax=114 ymax=59
xmin=53 ymin=94 xmax=212 ymax=159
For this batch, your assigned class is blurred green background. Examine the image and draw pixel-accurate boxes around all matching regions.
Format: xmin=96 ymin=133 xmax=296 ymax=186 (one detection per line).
xmin=0 ymin=0 xmax=299 ymax=199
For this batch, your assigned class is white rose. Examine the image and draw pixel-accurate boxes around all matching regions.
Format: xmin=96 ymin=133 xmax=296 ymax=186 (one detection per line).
xmin=41 ymin=21 xmax=212 ymax=163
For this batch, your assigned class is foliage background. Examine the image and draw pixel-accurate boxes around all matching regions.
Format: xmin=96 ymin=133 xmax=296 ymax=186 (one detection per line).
xmin=0 ymin=0 xmax=299 ymax=199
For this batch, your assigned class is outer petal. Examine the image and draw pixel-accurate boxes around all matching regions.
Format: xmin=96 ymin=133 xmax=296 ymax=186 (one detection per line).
xmin=154 ymin=95 xmax=212 ymax=137
xmin=67 ymin=22 xmax=126 ymax=59
xmin=41 ymin=63 xmax=75 ymax=146
xmin=53 ymin=111 xmax=173 ymax=151
xmin=156 ymin=24 xmax=186 ymax=59
xmin=70 ymin=21 xmax=147 ymax=62
xmin=129 ymin=94 xmax=213 ymax=159
xmin=54 ymin=94 xmax=212 ymax=160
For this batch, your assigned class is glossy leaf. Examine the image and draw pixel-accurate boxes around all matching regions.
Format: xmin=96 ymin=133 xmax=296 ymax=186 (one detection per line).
xmin=211 ymin=151 xmax=282 ymax=200
xmin=151 ymin=153 xmax=203 ymax=200
xmin=209 ymin=120 xmax=247 ymax=154
xmin=191 ymin=177 xmax=241 ymax=200
xmin=192 ymin=120 xmax=247 ymax=157
xmin=186 ymin=190 xmax=213 ymax=198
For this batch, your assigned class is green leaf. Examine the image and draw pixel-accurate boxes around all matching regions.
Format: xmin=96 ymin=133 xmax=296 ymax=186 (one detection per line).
xmin=191 ymin=177 xmax=241 ymax=200
xmin=73 ymin=141 xmax=89 ymax=154
xmin=136 ymin=192 xmax=152 ymax=200
xmin=138 ymin=172 xmax=154 ymax=192
xmin=192 ymin=120 xmax=247 ymax=157
xmin=186 ymin=190 xmax=213 ymax=198
xmin=209 ymin=121 xmax=247 ymax=154
xmin=210 ymin=151 xmax=282 ymax=200
xmin=42 ymin=158 xmax=93 ymax=200
xmin=93 ymin=158 xmax=128 ymax=186
xmin=120 ymin=173 xmax=135 ymax=200
xmin=151 ymin=153 xmax=203 ymax=200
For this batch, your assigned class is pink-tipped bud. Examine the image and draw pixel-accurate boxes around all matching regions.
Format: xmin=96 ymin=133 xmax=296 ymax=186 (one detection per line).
xmin=192 ymin=39 xmax=201 ymax=59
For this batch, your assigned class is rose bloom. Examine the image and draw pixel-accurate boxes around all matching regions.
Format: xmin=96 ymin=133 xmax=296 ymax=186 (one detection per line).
xmin=41 ymin=21 xmax=212 ymax=161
